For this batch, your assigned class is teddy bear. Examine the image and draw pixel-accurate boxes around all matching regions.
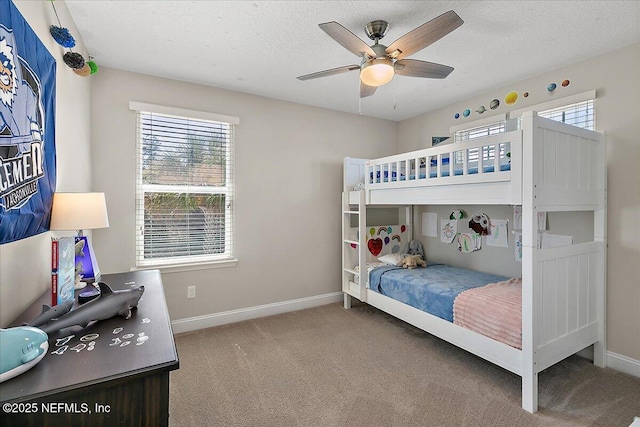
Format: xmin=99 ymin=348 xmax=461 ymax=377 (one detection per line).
xmin=402 ymin=239 xmax=425 ymax=260
xmin=401 ymin=255 xmax=427 ymax=269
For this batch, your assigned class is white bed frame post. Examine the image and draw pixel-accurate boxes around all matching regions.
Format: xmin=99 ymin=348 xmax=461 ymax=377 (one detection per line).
xmin=342 ymin=191 xmax=353 ymax=309
xmin=519 ymin=112 xmax=607 ymax=413
xmin=341 ymin=190 xmax=367 ymax=309
xmin=593 ymin=132 xmax=608 ymax=368
xmin=520 ymin=112 xmax=538 ymax=413
xmin=357 ymin=191 xmax=367 ymax=304
xmin=407 ymin=206 xmax=414 ymax=245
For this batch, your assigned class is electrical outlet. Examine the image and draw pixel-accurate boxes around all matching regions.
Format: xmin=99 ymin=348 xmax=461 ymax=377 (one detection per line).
xmin=187 ymin=285 xmax=196 ymax=299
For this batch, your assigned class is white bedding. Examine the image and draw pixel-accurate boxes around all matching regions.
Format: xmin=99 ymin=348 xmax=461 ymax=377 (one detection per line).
xmin=353 ymin=262 xmax=385 ymax=284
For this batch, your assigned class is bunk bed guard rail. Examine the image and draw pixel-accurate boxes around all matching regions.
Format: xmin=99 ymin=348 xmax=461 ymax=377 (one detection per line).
xmin=365 ymin=131 xmax=523 ymax=205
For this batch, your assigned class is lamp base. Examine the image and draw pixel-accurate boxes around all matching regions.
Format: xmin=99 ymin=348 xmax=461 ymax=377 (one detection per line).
xmin=78 ymin=286 xmax=101 ymax=304
xmin=74 ymin=275 xmax=87 ymax=290
xmin=74 ymin=235 xmax=101 ymax=287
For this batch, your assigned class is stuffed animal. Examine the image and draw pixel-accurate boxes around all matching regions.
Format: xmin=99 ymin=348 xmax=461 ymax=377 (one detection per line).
xmin=402 ymin=255 xmax=427 ymax=269
xmin=402 ymin=239 xmax=425 ymax=260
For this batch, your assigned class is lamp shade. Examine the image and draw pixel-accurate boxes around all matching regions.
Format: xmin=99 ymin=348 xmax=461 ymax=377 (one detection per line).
xmin=360 ymin=58 xmax=395 ymax=87
xmin=49 ymin=192 xmax=110 ymax=231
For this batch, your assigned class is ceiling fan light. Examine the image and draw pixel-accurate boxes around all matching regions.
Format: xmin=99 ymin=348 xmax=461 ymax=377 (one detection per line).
xmin=360 ymin=58 xmax=394 ymax=87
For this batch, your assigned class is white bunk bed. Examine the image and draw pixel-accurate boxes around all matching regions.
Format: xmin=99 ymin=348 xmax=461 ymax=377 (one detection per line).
xmin=341 ymin=111 xmax=607 ymax=413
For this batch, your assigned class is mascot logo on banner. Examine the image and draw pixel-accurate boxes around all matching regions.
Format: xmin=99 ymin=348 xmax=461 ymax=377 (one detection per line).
xmin=0 ymin=0 xmax=56 ymax=244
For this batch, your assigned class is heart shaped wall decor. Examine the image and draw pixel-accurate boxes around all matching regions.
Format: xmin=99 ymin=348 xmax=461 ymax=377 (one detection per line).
xmin=367 ymin=238 xmax=383 ymax=256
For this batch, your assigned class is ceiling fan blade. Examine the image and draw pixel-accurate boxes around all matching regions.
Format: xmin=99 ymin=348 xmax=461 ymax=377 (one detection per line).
xmin=385 ymin=10 xmax=463 ymax=60
xmin=360 ymin=81 xmax=377 ymax=98
xmin=319 ymin=21 xmax=376 ymax=58
xmin=394 ymin=59 xmax=454 ymax=79
xmin=297 ymin=64 xmax=360 ymax=81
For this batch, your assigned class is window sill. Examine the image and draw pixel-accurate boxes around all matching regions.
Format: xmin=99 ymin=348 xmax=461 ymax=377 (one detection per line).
xmin=131 ymin=258 xmax=238 ymax=274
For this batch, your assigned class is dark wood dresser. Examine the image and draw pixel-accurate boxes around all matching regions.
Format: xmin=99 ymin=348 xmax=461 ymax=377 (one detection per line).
xmin=0 ymin=269 xmax=179 ymax=426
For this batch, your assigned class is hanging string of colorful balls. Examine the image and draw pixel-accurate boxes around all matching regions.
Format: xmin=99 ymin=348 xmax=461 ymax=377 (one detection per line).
xmin=48 ymin=0 xmax=97 ymax=77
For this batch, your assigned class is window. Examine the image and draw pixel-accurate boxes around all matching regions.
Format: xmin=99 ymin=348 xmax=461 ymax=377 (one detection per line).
xmin=130 ymin=102 xmax=238 ymax=267
xmin=453 ymin=119 xmax=507 ymax=166
xmin=538 ymin=99 xmax=594 ymax=130
xmin=509 ymin=90 xmax=596 ymax=131
xmin=454 ymin=121 xmax=506 ymax=143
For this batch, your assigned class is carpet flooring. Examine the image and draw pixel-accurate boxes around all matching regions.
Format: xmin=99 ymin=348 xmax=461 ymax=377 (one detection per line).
xmin=169 ymin=301 xmax=640 ymax=426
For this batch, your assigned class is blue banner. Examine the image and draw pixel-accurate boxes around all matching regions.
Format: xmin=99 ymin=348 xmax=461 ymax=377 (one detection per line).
xmin=0 ymin=0 xmax=57 ymax=244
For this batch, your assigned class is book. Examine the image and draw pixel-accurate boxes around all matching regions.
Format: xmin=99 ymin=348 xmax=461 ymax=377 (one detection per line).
xmin=51 ymin=239 xmax=58 ymax=306
xmin=51 ymin=269 xmax=57 ymax=306
xmin=51 ymin=237 xmax=76 ymax=306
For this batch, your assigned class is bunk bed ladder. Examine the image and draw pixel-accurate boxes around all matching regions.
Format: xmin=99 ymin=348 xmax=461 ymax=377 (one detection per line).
xmin=342 ymin=190 xmax=367 ymax=308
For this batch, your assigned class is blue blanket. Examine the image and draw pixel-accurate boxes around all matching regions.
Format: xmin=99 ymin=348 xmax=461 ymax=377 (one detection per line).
xmin=428 ymin=163 xmax=511 ymax=178
xmin=369 ymin=264 xmax=508 ymax=322
xmin=371 ymin=164 xmax=510 ymax=182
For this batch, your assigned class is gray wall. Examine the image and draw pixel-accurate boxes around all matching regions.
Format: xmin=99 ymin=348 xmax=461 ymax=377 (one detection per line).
xmin=412 ymin=205 xmax=593 ymax=279
xmin=0 ymin=1 xmax=92 ymax=327
xmin=89 ymin=68 xmax=398 ymax=321
xmin=398 ymin=42 xmax=640 ymax=361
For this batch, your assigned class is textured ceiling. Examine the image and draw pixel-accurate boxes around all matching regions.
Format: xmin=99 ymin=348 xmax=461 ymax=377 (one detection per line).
xmin=66 ymin=1 xmax=640 ymax=121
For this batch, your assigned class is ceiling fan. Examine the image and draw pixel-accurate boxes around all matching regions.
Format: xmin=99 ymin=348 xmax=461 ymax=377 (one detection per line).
xmin=297 ymin=10 xmax=463 ymax=98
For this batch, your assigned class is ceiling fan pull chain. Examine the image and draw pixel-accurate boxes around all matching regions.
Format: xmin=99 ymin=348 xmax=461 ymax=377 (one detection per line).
xmin=393 ymin=75 xmax=397 ymax=110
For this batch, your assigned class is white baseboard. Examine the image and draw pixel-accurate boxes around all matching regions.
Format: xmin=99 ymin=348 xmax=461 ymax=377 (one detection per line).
xmin=171 ymin=291 xmax=343 ymax=334
xmin=570 ymin=347 xmax=639 ymax=379
xmin=607 ymin=351 xmax=640 ymax=378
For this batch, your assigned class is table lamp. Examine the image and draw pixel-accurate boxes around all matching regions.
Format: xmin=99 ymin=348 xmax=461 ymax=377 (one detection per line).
xmin=49 ymin=192 xmax=110 ymax=288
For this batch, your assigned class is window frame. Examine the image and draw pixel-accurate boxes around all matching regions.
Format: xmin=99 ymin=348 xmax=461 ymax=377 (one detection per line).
xmin=509 ymin=89 xmax=596 ymax=130
xmin=129 ymin=101 xmax=239 ymax=270
xmin=450 ymin=114 xmax=508 ymax=166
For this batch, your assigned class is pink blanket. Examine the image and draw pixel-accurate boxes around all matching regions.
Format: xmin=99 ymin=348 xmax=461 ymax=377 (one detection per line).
xmin=453 ymin=278 xmax=522 ymax=349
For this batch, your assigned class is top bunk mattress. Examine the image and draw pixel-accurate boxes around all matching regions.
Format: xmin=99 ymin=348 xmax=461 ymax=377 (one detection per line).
xmin=371 ymin=163 xmax=511 ymax=182
xmin=369 ymin=264 xmax=509 ymax=322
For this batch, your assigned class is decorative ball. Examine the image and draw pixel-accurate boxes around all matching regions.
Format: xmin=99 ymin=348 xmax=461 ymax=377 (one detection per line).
xmin=523 ymin=92 xmax=529 ymax=98
xmin=50 ymin=25 xmax=76 ymax=48
xmin=562 ymin=79 xmax=570 ymax=87
xmin=87 ymin=61 xmax=99 ymax=75
xmin=454 ymin=112 xmax=460 ymax=119
xmin=490 ymin=99 xmax=500 ymax=110
xmin=73 ymin=64 xmax=91 ymax=77
xmin=63 ymin=52 xmax=85 ymax=69
xmin=463 ymin=109 xmax=470 ymax=117
xmin=547 ymin=83 xmax=557 ymax=92
xmin=505 ymin=91 xmax=518 ymax=105
xmin=476 ymin=106 xmax=486 ymax=114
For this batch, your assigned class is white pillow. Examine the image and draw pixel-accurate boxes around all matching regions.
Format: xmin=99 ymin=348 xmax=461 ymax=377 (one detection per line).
xmin=378 ymin=253 xmax=403 ymax=266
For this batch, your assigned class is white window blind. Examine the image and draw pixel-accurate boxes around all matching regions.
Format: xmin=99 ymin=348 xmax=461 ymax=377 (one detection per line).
xmin=132 ymin=104 xmax=237 ymax=267
xmin=454 ymin=120 xmax=506 ymax=164
xmin=538 ymin=99 xmax=594 ymax=130
xmin=454 ymin=121 xmax=506 ymax=143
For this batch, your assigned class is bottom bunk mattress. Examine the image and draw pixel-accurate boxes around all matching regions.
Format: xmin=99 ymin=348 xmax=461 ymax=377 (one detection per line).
xmin=368 ymin=264 xmax=522 ymax=348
